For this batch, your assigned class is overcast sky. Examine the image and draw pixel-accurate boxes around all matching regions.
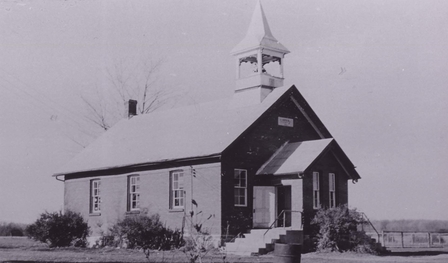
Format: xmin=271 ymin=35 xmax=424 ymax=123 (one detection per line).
xmin=1 ymin=0 xmax=447 ymax=223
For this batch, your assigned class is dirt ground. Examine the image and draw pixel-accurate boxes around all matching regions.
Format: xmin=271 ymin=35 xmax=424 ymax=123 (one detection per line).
xmin=2 ymin=237 xmax=448 ymax=263
xmin=303 ymin=250 xmax=448 ymax=263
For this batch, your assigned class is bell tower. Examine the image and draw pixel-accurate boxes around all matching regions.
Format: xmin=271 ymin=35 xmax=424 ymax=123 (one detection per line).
xmin=231 ymin=0 xmax=290 ymax=104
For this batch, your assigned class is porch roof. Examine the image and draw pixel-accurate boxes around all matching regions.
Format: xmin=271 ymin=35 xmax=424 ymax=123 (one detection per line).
xmin=256 ymin=138 xmax=333 ymax=176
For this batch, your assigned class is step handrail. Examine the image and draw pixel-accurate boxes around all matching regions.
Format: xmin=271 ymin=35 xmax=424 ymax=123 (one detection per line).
xmin=360 ymin=212 xmax=380 ymax=244
xmin=263 ymin=210 xmax=302 ymax=238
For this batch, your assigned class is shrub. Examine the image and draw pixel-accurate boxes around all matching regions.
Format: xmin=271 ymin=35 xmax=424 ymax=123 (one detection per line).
xmin=181 ymin=209 xmax=215 ymax=263
xmin=25 ymin=210 xmax=89 ymax=247
xmin=311 ymin=205 xmax=376 ymax=253
xmin=0 ymin=222 xmax=25 ymax=236
xmin=107 ymin=214 xmax=184 ymax=250
xmin=225 ymin=212 xmax=252 ymax=236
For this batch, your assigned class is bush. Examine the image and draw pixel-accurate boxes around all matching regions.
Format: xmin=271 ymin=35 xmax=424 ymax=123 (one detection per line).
xmin=181 ymin=210 xmax=215 ymax=263
xmin=25 ymin=210 xmax=89 ymax=247
xmin=107 ymin=214 xmax=184 ymax=250
xmin=0 ymin=222 xmax=25 ymax=236
xmin=311 ymin=205 xmax=376 ymax=253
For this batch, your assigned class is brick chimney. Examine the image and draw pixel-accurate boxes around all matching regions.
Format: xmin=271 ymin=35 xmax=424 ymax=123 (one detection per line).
xmin=125 ymin=99 xmax=137 ymax=118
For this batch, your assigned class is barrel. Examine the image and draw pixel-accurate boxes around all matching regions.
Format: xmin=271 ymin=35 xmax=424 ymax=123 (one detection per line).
xmin=274 ymin=243 xmax=301 ymax=263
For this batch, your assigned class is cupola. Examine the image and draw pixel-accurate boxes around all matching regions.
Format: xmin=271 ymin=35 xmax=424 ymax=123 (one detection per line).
xmin=231 ymin=0 xmax=290 ymax=104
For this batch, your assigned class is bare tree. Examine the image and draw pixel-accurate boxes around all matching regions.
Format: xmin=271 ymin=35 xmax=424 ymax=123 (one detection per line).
xmin=82 ymin=57 xmax=171 ymax=132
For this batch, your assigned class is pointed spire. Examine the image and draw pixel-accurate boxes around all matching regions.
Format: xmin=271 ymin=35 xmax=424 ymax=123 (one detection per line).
xmin=231 ymin=0 xmax=290 ymax=105
xmin=247 ymin=0 xmax=275 ymax=41
xmin=231 ymin=0 xmax=289 ymax=55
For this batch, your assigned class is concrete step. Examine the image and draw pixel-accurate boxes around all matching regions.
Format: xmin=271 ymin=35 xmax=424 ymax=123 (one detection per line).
xmin=225 ymin=228 xmax=303 ymax=256
xmin=363 ymin=232 xmax=390 ymax=252
xmin=225 ymin=228 xmax=288 ymax=255
xmin=279 ymin=234 xmax=286 ymax=243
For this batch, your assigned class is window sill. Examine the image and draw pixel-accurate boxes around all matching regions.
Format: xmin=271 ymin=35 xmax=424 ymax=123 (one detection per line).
xmin=169 ymin=208 xmax=184 ymax=213
xmin=89 ymin=213 xmax=101 ymax=217
xmin=126 ymin=210 xmax=141 ymax=215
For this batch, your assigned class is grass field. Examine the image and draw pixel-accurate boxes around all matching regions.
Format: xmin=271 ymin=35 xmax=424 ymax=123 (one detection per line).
xmin=2 ymin=237 xmax=448 ymax=263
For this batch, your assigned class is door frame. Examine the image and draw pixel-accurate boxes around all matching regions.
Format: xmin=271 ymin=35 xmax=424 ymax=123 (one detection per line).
xmin=277 ymin=185 xmax=292 ymax=227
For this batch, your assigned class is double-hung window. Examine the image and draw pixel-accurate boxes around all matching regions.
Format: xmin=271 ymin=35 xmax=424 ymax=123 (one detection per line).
xmin=128 ymin=175 xmax=140 ymax=211
xmin=312 ymin=172 xmax=320 ymax=209
xmin=90 ymin=179 xmax=101 ymax=213
xmin=170 ymin=170 xmax=184 ymax=210
xmin=329 ymin=173 xmax=336 ymax=208
xmin=234 ymin=169 xmax=247 ymax=207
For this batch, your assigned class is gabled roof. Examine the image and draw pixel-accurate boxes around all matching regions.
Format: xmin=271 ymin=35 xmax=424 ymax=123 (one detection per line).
xmin=55 ymin=86 xmax=300 ymax=176
xmin=231 ymin=0 xmax=289 ymax=55
xmin=256 ymin=138 xmax=361 ymax=180
xmin=256 ymin=139 xmax=333 ymax=176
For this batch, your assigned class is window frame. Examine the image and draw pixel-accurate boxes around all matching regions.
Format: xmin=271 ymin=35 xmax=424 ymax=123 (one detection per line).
xmin=234 ymin=169 xmax=248 ymax=207
xmin=312 ymin=172 xmax=320 ymax=209
xmin=169 ymin=170 xmax=185 ymax=210
xmin=128 ymin=175 xmax=140 ymax=212
xmin=329 ymin=173 xmax=336 ymax=208
xmin=90 ymin=179 xmax=101 ymax=214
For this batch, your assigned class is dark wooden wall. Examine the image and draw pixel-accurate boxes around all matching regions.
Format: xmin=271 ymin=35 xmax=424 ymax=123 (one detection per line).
xmin=220 ymin=97 xmax=324 ymax=235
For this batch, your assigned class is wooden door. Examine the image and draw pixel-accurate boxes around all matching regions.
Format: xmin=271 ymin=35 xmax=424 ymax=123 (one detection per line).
xmin=253 ymin=186 xmax=276 ymax=228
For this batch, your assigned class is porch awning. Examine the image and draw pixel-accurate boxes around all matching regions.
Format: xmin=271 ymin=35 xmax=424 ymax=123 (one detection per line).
xmin=256 ymin=138 xmax=333 ymax=176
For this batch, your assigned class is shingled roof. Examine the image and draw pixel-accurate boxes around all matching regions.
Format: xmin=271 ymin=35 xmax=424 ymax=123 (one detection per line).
xmin=54 ymin=86 xmax=295 ymax=176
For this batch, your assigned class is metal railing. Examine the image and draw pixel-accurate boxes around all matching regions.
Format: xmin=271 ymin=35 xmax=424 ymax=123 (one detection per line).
xmin=360 ymin=212 xmax=380 ymax=244
xmin=263 ymin=210 xmax=302 ymax=238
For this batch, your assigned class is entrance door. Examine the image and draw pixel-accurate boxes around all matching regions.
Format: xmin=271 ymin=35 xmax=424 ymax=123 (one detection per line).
xmin=253 ymin=186 xmax=276 ymax=228
xmin=277 ymin=186 xmax=292 ymax=227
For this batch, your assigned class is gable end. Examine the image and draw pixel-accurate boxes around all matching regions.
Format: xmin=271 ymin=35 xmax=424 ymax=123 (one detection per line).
xmin=288 ymin=85 xmax=332 ymax=139
xmin=224 ymin=85 xmax=332 ymax=155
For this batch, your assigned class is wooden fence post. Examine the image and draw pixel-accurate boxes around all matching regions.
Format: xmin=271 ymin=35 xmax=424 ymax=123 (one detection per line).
xmin=401 ymin=232 xmax=404 ymax=248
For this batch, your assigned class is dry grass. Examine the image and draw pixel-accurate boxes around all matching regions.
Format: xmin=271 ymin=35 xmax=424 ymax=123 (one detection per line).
xmin=0 ymin=237 xmax=266 ymax=263
xmin=0 ymin=236 xmax=47 ymax=249
xmin=2 ymin=237 xmax=448 ymax=263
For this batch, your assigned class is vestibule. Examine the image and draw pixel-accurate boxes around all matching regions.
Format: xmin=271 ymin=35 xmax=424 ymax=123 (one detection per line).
xmin=253 ymin=175 xmax=303 ymax=230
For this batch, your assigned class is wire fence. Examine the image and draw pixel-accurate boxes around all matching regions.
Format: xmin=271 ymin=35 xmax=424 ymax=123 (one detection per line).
xmin=368 ymin=231 xmax=448 ymax=248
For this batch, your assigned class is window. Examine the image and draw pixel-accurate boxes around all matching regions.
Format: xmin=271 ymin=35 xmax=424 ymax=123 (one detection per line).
xmin=90 ymin=179 xmax=101 ymax=213
xmin=313 ymin=172 xmax=320 ymax=209
xmin=329 ymin=173 xmax=336 ymax=208
xmin=170 ymin=170 xmax=184 ymax=209
xmin=234 ymin=169 xmax=247 ymax=207
xmin=128 ymin=175 xmax=140 ymax=211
